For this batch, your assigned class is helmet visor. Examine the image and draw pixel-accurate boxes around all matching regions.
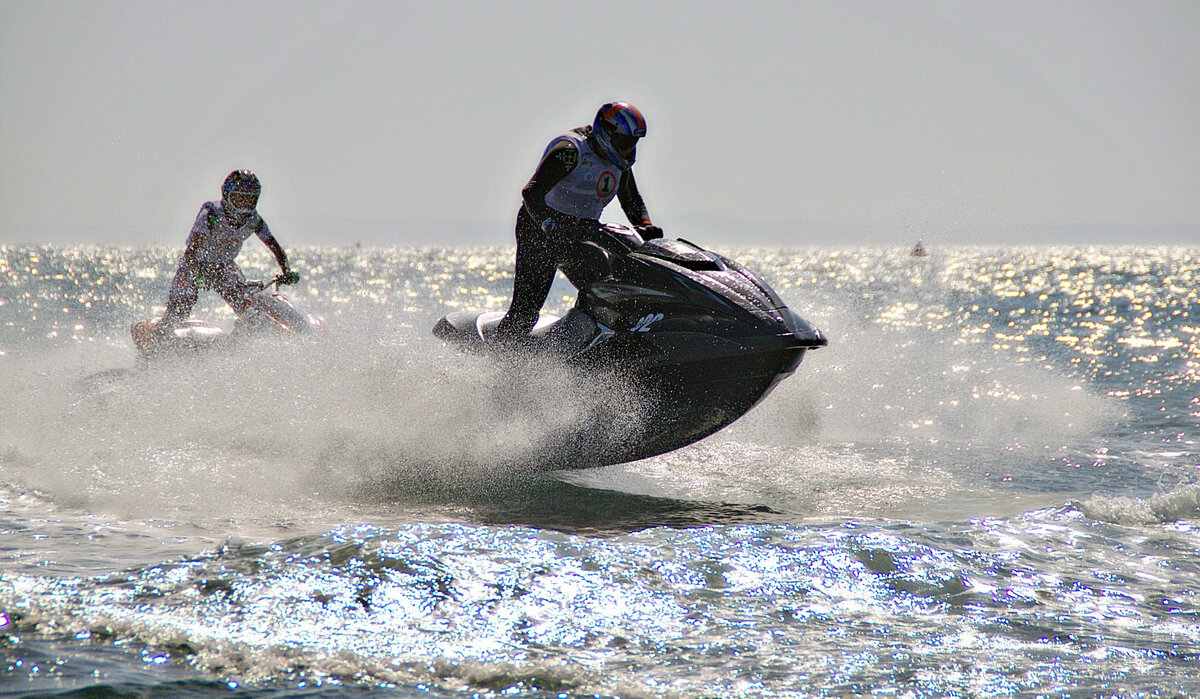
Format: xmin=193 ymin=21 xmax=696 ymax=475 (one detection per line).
xmin=609 ymin=131 xmax=639 ymax=156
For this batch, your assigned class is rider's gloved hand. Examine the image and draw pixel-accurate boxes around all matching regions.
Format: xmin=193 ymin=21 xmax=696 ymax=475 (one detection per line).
xmin=635 ymin=223 xmax=664 ymax=240
xmin=280 ymin=270 xmax=300 ymax=285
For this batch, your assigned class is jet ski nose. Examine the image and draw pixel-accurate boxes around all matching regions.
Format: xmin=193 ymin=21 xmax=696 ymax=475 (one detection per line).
xmin=780 ymin=307 xmax=828 ymax=348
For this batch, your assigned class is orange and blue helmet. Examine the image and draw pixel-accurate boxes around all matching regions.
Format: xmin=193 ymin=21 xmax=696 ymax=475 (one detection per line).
xmin=592 ymin=102 xmax=646 ymax=169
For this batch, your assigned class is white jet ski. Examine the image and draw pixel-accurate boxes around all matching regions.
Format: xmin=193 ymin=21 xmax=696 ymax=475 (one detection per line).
xmin=131 ymin=276 xmax=323 ymax=362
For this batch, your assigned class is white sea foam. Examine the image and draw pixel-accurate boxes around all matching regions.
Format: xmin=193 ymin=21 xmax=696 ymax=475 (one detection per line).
xmin=1078 ymin=485 xmax=1200 ymax=525
xmin=1 ymin=327 xmax=646 ymax=523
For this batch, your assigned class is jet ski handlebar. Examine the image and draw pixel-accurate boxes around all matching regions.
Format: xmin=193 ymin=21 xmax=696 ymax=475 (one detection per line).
xmin=577 ymin=221 xmax=645 ymax=255
xmin=243 ymin=275 xmax=287 ymax=295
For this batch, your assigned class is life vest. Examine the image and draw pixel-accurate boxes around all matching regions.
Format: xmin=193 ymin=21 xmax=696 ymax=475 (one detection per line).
xmin=541 ymin=131 xmax=622 ymax=220
xmin=186 ymin=201 xmax=274 ymax=267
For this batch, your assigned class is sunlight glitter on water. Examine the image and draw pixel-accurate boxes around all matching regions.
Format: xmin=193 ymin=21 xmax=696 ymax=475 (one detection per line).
xmin=6 ymin=512 xmax=1197 ymax=695
xmin=4 ymin=243 xmax=1200 ymax=696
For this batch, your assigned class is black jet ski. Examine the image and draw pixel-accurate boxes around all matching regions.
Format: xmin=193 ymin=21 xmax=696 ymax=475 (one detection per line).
xmin=433 ymin=223 xmax=827 ymax=467
xmin=131 ymin=276 xmax=323 ymax=362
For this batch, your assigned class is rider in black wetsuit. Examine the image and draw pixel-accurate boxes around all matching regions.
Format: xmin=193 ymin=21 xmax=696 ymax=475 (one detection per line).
xmin=495 ymin=102 xmax=663 ymax=340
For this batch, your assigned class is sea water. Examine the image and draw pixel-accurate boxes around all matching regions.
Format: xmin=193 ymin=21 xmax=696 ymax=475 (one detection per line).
xmin=1 ymin=242 xmax=1198 ymax=697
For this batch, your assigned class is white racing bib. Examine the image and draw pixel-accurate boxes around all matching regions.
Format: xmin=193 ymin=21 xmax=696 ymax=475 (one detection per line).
xmin=188 ymin=201 xmax=273 ymax=267
xmin=541 ymin=131 xmax=621 ymax=220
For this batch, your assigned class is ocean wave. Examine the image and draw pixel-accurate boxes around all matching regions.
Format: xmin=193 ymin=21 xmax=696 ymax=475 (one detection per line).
xmin=1077 ymin=485 xmax=1200 ymax=525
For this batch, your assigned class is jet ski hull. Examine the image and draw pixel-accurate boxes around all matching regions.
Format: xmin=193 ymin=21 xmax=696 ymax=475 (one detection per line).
xmin=132 ymin=290 xmax=323 ymax=362
xmin=433 ymin=305 xmax=821 ymax=468
xmin=131 ymin=318 xmax=228 ymax=358
xmin=611 ymin=341 xmax=807 ymax=463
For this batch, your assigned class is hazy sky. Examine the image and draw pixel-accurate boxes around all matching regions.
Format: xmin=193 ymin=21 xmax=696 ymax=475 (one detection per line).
xmin=2 ymin=0 xmax=1198 ymax=246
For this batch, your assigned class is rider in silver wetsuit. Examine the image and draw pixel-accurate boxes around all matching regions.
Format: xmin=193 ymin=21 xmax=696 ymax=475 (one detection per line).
xmin=495 ymin=102 xmax=663 ymax=340
xmin=158 ymin=170 xmax=299 ymax=334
